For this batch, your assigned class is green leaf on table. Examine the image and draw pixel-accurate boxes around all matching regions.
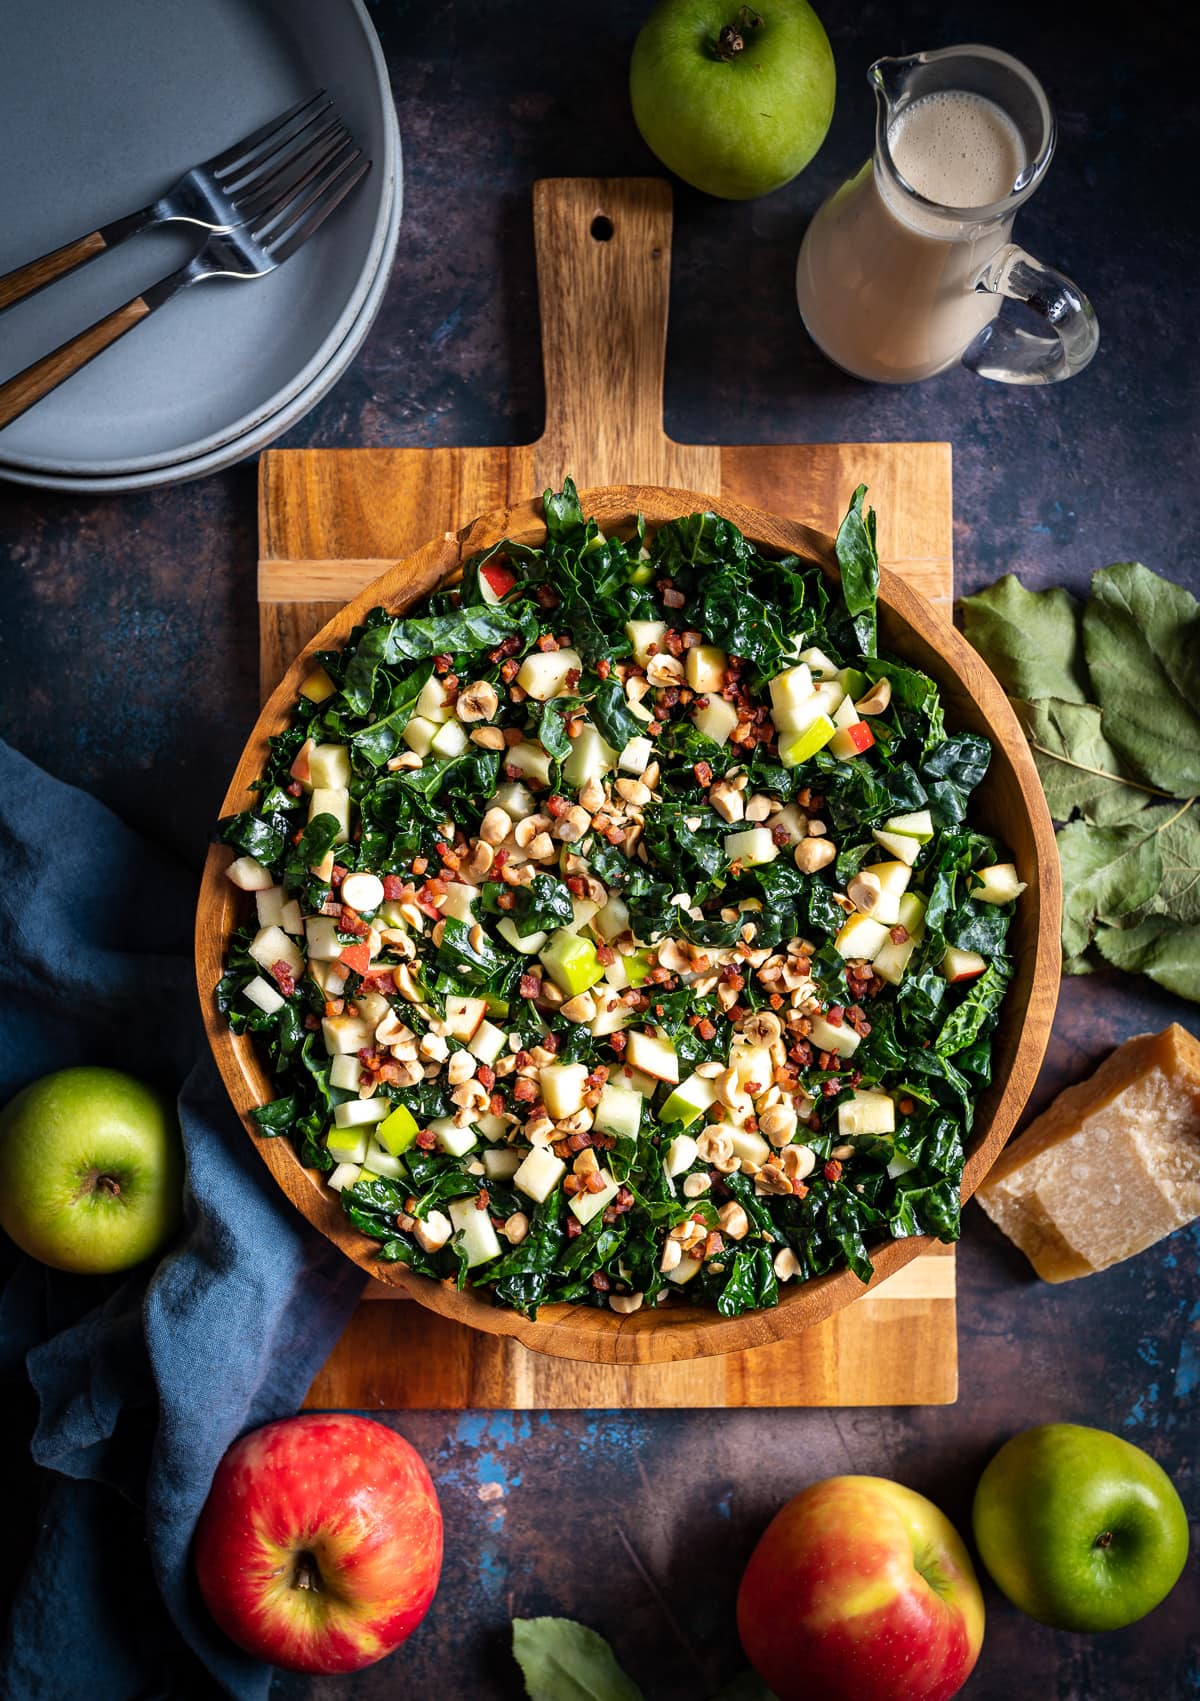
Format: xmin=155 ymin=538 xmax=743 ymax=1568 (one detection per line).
xmin=1082 ymin=562 xmax=1200 ymax=794
xmin=1094 ymin=918 xmax=1200 ymax=1002
xmin=1012 ymin=698 xmax=1151 ymax=826
xmin=512 ymin=1617 xmax=645 ymax=1701
xmin=1057 ymin=819 xmax=1163 ymax=959
xmin=960 ymin=576 xmax=1088 ymax=703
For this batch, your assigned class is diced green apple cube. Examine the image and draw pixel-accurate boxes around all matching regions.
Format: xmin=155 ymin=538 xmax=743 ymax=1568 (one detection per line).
xmin=441 ymin=883 xmax=475 ymax=923
xmin=326 ymin=1161 xmax=363 ymax=1192
xmin=255 ymin=886 xmax=286 ymax=928
xmin=619 ymin=735 xmax=654 ymax=774
xmin=308 ymin=744 xmax=351 ymax=790
xmin=490 ymin=779 xmax=537 ymax=819
xmin=626 ymin=619 xmax=667 ymax=666
xmin=482 ymin=1147 xmax=522 ymax=1181
xmin=666 ymin=1253 xmax=702 ymax=1284
xmin=665 ymin=1133 xmax=699 ymax=1175
xmin=516 ymin=646 xmax=583 ymax=700
xmin=376 ymin=1101 xmax=420 ymax=1156
xmin=768 ymin=663 xmax=814 ymax=716
xmin=796 ymin=646 xmax=839 ymax=679
xmin=624 ymin=1030 xmax=679 ymax=1084
xmin=305 ymin=916 xmax=344 ymax=961
xmin=593 ymin=894 xmax=631 ymax=941
xmin=249 ymin=925 xmax=305 ymax=978
xmin=569 ymin=1169 xmax=619 ymax=1224
xmin=333 ymin=1097 xmax=389 ymax=1130
xmin=505 ymin=741 xmax=554 ymax=787
xmin=329 ymin=1054 xmax=363 ymax=1092
xmin=724 ymin=826 xmax=778 ymax=867
xmin=569 ymin=896 xmax=599 ymax=932
xmin=885 ymin=810 xmax=934 ymax=843
xmin=872 ymin=828 xmax=921 ymax=866
xmin=364 ymin=1140 xmax=407 ymax=1181
xmin=771 ymin=803 xmax=808 ymax=846
xmin=771 ymin=679 xmax=844 ymax=734
xmin=589 ymin=995 xmax=633 ymax=1037
xmin=402 ymin=715 xmax=438 ymax=756
xmin=326 ymin=1125 xmax=370 ymax=1163
xmin=309 ymin=787 xmax=350 ymax=843
xmin=728 ymin=1128 xmax=771 ymax=1167
xmin=243 ymin=975 xmax=285 ymax=1015
xmin=872 ymin=861 xmax=913 ymax=898
xmin=467 ymin=1020 xmax=506 ymax=1064
xmin=497 ymin=918 xmax=547 ymax=955
xmin=322 ymin=1014 xmax=374 ymax=1055
xmin=621 ymin=1066 xmax=659 ymax=1098
xmin=280 ymin=899 xmax=303 ymax=935
xmin=898 ymin=892 xmax=926 ymax=941
xmin=539 ymin=930 xmax=604 ymax=996
xmin=690 ymin=694 xmax=739 ymax=745
xmin=872 ymin=937 xmax=916 ymax=986
xmin=779 ymin=715 xmax=837 ymax=767
xmin=539 ymin=1062 xmax=589 ymax=1119
xmin=808 ymin=1013 xmax=861 ymax=1058
xmin=226 ymin=854 xmax=275 ymax=892
xmin=513 ymin=1145 xmax=566 ymax=1202
xmin=837 ymin=1090 xmax=896 ymax=1137
xmin=660 ymin=1075 xmax=714 ymax=1129
xmin=300 ymin=664 xmax=337 ymax=704
xmin=834 ymin=913 xmax=891 ymax=961
xmin=431 ymin=719 xmax=470 ymax=759
xmin=685 ymin=644 xmax=727 ymax=693
xmin=475 ymin=1111 xmax=508 ymax=1141
xmin=562 ymin=724 xmax=617 ymax=789
xmin=448 ymin=1197 xmax=502 ymax=1266
xmin=972 ymin=862 xmax=1026 ymax=905
xmin=416 ymin=675 xmax=455 ymax=723
xmin=593 ymin=1082 xmax=642 ymax=1140
xmin=429 ymin=1117 xmax=479 ymax=1157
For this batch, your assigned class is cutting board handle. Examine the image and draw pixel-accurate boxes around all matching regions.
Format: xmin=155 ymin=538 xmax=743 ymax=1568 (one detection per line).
xmin=532 ymin=178 xmax=715 ymax=493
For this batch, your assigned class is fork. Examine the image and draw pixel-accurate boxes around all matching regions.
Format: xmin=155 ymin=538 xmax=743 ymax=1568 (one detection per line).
xmin=0 ymin=140 xmax=370 ymax=431
xmin=0 ymin=92 xmax=353 ymax=315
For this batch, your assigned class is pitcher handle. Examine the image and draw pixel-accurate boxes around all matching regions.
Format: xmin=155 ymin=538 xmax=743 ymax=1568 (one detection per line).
xmin=963 ymin=243 xmax=1099 ymax=385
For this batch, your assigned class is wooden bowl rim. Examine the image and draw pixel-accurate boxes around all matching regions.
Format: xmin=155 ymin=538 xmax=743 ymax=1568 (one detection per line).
xmin=196 ymin=484 xmax=1060 ymax=1366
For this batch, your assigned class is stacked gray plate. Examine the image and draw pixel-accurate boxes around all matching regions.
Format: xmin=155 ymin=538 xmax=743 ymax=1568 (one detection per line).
xmin=0 ymin=0 xmax=401 ymax=493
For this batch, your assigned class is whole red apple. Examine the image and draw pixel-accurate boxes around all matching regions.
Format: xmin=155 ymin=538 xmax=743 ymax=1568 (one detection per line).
xmin=195 ymin=1412 xmax=442 ymax=1673
xmin=737 ymin=1475 xmax=984 ymax=1701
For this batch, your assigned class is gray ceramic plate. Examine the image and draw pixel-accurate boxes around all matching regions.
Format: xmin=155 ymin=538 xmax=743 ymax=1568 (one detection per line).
xmin=0 ymin=152 xmax=400 ymax=493
xmin=0 ymin=0 xmax=398 ymax=478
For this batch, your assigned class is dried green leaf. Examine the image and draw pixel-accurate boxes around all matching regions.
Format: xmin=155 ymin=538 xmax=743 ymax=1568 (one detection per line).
xmin=1117 ymin=800 xmax=1200 ymax=928
xmin=960 ymin=576 xmax=1087 ymax=703
xmin=1094 ymin=919 xmax=1200 ymax=1002
xmin=1012 ymin=698 xmax=1151 ymax=826
xmin=1083 ymin=562 xmax=1200 ymax=793
xmin=1057 ymin=819 xmax=1163 ymax=959
xmin=512 ymin=1618 xmax=645 ymax=1701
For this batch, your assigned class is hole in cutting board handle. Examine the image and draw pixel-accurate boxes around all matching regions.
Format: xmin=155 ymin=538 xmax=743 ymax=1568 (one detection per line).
xmin=590 ymin=214 xmax=614 ymax=241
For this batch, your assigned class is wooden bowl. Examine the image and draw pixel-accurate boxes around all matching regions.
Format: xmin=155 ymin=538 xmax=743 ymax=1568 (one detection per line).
xmin=197 ymin=486 xmax=1060 ymax=1365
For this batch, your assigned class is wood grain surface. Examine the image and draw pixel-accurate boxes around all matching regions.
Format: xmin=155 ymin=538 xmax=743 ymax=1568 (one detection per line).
xmin=0 ymin=293 xmax=148 ymax=428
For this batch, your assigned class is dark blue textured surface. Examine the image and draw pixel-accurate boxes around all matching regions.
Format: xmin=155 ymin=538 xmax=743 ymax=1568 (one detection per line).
xmin=0 ymin=1 xmax=1196 ymax=1697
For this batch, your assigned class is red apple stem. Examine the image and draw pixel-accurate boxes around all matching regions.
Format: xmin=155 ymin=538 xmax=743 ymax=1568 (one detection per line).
xmin=712 ymin=6 xmax=764 ymax=61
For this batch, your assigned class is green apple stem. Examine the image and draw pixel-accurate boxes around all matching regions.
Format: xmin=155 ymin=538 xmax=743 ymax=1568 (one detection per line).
xmin=1094 ymin=1530 xmax=1114 ymax=1549
xmin=75 ymin=1168 xmax=122 ymax=1202
xmin=712 ymin=5 xmax=764 ymax=61
xmin=290 ymin=1550 xmax=324 ymax=1592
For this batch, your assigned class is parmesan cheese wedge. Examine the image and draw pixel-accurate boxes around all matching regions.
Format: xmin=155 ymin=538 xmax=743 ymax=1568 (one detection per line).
xmin=976 ymin=1024 xmax=1200 ymax=1281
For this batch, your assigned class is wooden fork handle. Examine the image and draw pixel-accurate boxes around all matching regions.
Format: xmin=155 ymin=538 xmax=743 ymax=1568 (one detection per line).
xmin=0 ymin=295 xmax=149 ymax=429
xmin=0 ymin=229 xmax=108 ymax=312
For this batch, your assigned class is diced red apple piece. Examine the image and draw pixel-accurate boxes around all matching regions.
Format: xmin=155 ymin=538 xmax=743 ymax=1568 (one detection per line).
xmin=943 ymin=946 xmax=987 ymax=982
xmin=337 ymin=941 xmax=372 ymax=977
xmin=479 ymin=560 xmax=516 ymax=604
xmin=625 ymin=1029 xmax=679 ymax=1085
xmin=289 ymin=738 xmax=315 ymax=785
xmin=972 ymin=862 xmax=1026 ymax=905
xmin=444 ymin=995 xmax=487 ymax=1041
xmin=828 ymin=720 xmax=876 ymax=761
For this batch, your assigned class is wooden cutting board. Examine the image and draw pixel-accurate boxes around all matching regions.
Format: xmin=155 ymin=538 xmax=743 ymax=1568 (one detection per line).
xmin=257 ymin=178 xmax=957 ymax=1408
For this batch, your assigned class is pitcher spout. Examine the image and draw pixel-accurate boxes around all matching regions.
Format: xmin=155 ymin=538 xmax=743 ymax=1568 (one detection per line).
xmin=868 ymin=54 xmax=920 ymax=117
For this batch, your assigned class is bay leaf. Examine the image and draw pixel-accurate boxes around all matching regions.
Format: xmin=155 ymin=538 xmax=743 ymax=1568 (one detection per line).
xmin=960 ymin=576 xmax=1087 ymax=703
xmin=1013 ymin=698 xmax=1150 ymax=826
xmin=1094 ymin=918 xmax=1200 ymax=1002
xmin=513 ymin=1618 xmax=645 ymax=1701
xmin=1057 ymin=819 xmax=1163 ymax=959
xmin=1083 ymin=562 xmax=1200 ymax=793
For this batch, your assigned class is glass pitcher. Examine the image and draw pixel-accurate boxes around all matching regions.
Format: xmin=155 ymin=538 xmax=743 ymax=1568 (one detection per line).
xmin=796 ymin=44 xmax=1099 ymax=385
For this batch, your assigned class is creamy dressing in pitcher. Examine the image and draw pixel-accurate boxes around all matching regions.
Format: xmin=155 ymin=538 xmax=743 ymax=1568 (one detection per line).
xmin=797 ymin=91 xmax=1028 ymax=382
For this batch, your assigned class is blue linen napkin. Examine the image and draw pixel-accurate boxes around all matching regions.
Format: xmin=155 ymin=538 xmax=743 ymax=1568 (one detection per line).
xmin=0 ymin=741 xmax=365 ymax=1699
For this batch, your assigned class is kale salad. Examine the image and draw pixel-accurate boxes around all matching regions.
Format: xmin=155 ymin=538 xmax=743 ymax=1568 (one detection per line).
xmin=216 ymin=482 xmax=1023 ymax=1320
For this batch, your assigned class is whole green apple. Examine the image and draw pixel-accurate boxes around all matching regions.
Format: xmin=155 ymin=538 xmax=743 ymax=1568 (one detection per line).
xmin=630 ymin=0 xmax=835 ymax=200
xmin=0 ymin=1066 xmax=182 ymax=1273
xmin=973 ymin=1423 xmax=1189 ymax=1632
